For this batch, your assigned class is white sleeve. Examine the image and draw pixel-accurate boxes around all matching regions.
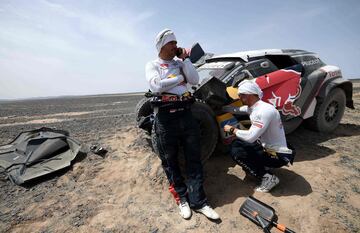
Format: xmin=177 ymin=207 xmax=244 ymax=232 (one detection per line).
xmin=181 ymin=58 xmax=199 ymax=85
xmin=145 ymin=62 xmax=184 ymax=93
xmin=234 ymin=110 xmax=272 ymax=143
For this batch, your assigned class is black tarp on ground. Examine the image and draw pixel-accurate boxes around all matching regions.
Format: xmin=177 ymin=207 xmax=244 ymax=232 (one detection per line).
xmin=0 ymin=127 xmax=82 ymax=185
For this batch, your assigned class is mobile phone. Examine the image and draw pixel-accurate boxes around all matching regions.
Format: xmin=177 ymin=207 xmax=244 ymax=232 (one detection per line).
xmin=176 ymin=48 xmax=183 ymax=57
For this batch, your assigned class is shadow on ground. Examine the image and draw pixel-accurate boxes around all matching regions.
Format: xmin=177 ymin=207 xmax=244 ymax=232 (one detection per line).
xmin=286 ymin=123 xmax=360 ymax=162
xmin=271 ymin=168 xmax=312 ymax=197
xmin=203 ymin=150 xmax=312 ymax=208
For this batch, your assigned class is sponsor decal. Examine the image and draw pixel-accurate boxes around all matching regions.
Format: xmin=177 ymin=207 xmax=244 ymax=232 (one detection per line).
xmin=160 ymin=63 xmax=169 ymax=68
xmin=161 ymin=95 xmax=178 ymax=102
xmin=255 ymin=67 xmax=302 ymax=117
xmin=320 ymin=66 xmax=342 ymax=82
xmin=301 ymin=58 xmax=320 ymax=67
xmin=200 ymin=61 xmax=234 ymax=69
xmin=328 ymin=70 xmax=341 ymax=78
xmin=216 ymin=113 xmax=238 ymax=144
xmin=253 ymin=121 xmax=264 ymax=128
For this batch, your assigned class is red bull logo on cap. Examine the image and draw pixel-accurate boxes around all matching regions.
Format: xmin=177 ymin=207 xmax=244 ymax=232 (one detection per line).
xmin=255 ymin=67 xmax=302 ymax=117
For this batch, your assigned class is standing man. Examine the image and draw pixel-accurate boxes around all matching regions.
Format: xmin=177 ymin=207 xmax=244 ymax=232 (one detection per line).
xmin=145 ymin=29 xmax=219 ymax=220
xmin=223 ymin=80 xmax=295 ymax=192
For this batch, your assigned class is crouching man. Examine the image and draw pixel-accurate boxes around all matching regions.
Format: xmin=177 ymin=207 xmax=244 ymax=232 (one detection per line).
xmin=223 ymin=80 xmax=295 ymax=192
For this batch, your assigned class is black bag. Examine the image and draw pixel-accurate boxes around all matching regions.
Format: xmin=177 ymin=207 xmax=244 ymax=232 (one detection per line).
xmin=0 ymin=127 xmax=82 ymax=185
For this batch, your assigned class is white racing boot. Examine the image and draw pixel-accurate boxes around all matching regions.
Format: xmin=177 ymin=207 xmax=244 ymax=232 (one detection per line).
xmin=255 ymin=173 xmax=279 ymax=192
xmin=195 ymin=205 xmax=220 ymax=220
xmin=179 ymin=199 xmax=192 ymax=219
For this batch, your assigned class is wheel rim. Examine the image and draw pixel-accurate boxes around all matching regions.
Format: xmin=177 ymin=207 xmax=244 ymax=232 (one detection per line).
xmin=325 ymin=100 xmax=339 ymax=122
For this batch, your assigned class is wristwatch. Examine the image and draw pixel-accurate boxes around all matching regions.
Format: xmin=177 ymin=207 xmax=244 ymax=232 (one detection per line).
xmin=229 ymin=127 xmax=235 ymax=135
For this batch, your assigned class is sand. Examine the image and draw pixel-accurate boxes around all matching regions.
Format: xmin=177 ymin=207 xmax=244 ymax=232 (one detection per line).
xmin=0 ymin=83 xmax=359 ymax=233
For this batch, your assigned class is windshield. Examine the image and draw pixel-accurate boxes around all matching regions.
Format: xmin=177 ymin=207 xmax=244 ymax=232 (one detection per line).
xmin=197 ymin=61 xmax=242 ymax=83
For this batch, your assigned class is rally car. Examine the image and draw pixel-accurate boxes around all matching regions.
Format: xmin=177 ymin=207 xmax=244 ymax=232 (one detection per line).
xmin=136 ymin=45 xmax=354 ymax=162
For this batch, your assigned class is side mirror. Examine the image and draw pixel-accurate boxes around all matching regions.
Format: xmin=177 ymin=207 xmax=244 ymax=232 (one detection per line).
xmin=231 ymin=71 xmax=249 ymax=87
xmin=189 ymin=43 xmax=205 ymax=63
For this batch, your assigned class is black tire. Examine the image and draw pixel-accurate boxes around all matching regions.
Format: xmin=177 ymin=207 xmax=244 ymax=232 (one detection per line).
xmin=151 ymin=125 xmax=159 ymax=155
xmin=150 ymin=101 xmax=219 ymax=164
xmin=191 ymin=102 xmax=219 ymax=163
xmin=135 ymin=97 xmax=153 ymax=133
xmin=305 ymin=88 xmax=346 ymax=133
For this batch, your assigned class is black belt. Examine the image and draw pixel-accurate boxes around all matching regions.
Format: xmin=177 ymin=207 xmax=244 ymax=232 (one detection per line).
xmin=151 ymin=95 xmax=194 ymax=105
xmin=156 ymin=104 xmax=192 ymax=114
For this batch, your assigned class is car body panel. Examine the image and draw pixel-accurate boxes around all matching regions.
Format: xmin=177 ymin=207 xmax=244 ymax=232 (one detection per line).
xmin=192 ymin=47 xmax=354 ymax=135
xmin=255 ymin=65 xmax=302 ymax=117
xmin=216 ymin=113 xmax=238 ymax=144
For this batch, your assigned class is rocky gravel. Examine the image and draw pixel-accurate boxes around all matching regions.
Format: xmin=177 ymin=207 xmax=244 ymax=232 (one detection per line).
xmin=0 ymin=82 xmax=359 ymax=233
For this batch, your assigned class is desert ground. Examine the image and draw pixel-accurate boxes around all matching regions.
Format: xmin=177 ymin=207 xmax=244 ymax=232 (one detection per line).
xmin=0 ymin=82 xmax=359 ymax=233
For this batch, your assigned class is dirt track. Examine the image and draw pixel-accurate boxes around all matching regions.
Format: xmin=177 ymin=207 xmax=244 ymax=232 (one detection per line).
xmin=0 ymin=83 xmax=359 ymax=233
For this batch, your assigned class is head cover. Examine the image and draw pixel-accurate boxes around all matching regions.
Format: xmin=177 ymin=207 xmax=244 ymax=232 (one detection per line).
xmin=237 ymin=80 xmax=263 ymax=99
xmin=155 ymin=28 xmax=176 ymax=53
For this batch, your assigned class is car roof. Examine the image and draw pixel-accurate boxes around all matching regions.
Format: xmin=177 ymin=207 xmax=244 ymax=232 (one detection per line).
xmin=211 ymin=49 xmax=315 ymax=62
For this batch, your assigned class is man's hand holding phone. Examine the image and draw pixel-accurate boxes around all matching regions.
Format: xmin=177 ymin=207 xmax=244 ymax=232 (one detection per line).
xmin=176 ymin=47 xmax=190 ymax=60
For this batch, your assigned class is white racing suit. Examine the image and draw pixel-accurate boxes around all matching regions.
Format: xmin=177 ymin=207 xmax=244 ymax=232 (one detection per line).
xmin=229 ymin=100 xmax=295 ymax=177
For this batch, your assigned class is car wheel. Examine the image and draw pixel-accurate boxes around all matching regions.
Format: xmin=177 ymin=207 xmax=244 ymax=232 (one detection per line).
xmin=191 ymin=101 xmax=219 ymax=163
xmin=150 ymin=101 xmax=219 ymax=164
xmin=306 ymin=88 xmax=346 ymax=133
xmin=151 ymin=125 xmax=159 ymax=155
xmin=135 ymin=97 xmax=153 ymax=133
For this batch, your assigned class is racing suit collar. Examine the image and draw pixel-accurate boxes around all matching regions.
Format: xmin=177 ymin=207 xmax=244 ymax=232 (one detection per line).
xmin=249 ymin=100 xmax=263 ymax=112
xmin=158 ymin=57 xmax=174 ymax=63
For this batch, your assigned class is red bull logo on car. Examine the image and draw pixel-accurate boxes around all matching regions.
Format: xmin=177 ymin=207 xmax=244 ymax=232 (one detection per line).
xmin=255 ymin=66 xmax=302 ymax=117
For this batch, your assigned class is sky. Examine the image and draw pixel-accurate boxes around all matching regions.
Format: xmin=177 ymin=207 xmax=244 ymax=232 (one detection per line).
xmin=0 ymin=0 xmax=359 ymax=99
